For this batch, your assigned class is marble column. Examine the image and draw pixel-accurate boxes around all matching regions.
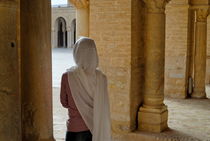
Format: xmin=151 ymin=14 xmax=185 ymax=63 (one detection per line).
xmin=0 ymin=0 xmax=21 ymax=140
xmin=21 ymin=0 xmax=55 ymax=140
xmin=67 ymin=29 xmax=71 ymax=48
xmin=69 ymin=0 xmax=89 ymax=38
xmin=54 ymin=29 xmax=58 ymax=48
xmin=192 ymin=7 xmax=209 ymax=98
xmin=138 ymin=0 xmax=169 ymax=133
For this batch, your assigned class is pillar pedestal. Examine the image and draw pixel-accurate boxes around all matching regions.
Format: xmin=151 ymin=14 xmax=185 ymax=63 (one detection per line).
xmin=192 ymin=7 xmax=209 ymax=99
xmin=138 ymin=0 xmax=170 ymax=133
xmin=138 ymin=106 xmax=168 ymax=133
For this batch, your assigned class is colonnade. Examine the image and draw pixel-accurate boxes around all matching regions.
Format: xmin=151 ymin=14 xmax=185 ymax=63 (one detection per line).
xmin=52 ymin=18 xmax=76 ymax=48
xmin=69 ymin=0 xmax=210 ymax=133
xmin=0 ymin=0 xmax=210 ymax=140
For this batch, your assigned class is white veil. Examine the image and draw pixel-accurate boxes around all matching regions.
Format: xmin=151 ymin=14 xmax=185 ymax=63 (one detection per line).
xmin=67 ymin=37 xmax=112 ymax=141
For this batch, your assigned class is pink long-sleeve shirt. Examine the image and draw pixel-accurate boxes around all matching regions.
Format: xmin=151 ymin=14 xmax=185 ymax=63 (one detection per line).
xmin=60 ymin=72 xmax=89 ymax=132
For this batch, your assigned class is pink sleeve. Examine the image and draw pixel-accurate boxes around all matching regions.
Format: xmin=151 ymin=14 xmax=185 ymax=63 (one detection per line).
xmin=60 ymin=73 xmax=69 ymax=108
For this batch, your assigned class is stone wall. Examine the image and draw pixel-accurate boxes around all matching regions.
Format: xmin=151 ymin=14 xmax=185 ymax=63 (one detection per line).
xmin=0 ymin=0 xmax=21 ymax=140
xmin=165 ymin=0 xmax=189 ymax=98
xmin=89 ymin=0 xmax=144 ymax=133
xmin=206 ymin=16 xmax=210 ymax=84
xmin=131 ymin=0 xmax=145 ymax=132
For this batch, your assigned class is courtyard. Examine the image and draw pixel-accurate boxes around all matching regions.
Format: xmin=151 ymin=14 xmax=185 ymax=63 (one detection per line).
xmin=52 ymin=48 xmax=210 ymax=141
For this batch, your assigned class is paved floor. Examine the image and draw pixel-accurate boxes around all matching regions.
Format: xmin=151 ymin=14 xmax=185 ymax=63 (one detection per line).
xmin=52 ymin=48 xmax=74 ymax=141
xmin=52 ymin=48 xmax=210 ymax=141
xmin=52 ymin=48 xmax=75 ymax=87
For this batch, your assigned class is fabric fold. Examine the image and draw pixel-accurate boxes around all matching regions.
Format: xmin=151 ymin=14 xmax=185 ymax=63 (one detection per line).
xmin=67 ymin=37 xmax=112 ymax=141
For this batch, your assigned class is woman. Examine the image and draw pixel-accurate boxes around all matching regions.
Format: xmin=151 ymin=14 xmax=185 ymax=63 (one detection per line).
xmin=60 ymin=37 xmax=112 ymax=141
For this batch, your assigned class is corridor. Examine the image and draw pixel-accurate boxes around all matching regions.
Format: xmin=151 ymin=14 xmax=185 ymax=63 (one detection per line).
xmin=52 ymin=48 xmax=210 ymax=141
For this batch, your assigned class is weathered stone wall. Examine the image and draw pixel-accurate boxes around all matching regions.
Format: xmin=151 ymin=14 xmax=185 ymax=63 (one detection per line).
xmin=165 ymin=0 xmax=189 ymax=98
xmin=206 ymin=16 xmax=210 ymax=84
xmin=0 ymin=0 xmax=21 ymax=140
xmin=89 ymin=0 xmax=144 ymax=133
xmin=131 ymin=0 xmax=145 ymax=132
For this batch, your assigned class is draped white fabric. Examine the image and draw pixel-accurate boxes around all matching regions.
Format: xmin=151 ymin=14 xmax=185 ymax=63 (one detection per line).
xmin=67 ymin=37 xmax=112 ymax=141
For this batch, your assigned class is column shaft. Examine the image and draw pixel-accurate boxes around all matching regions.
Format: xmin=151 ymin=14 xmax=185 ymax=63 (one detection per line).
xmin=76 ymin=7 xmax=89 ymax=38
xmin=21 ymin=0 xmax=55 ymax=140
xmin=138 ymin=0 xmax=169 ymax=133
xmin=192 ymin=8 xmax=209 ymax=98
xmin=67 ymin=30 xmax=71 ymax=48
xmin=69 ymin=0 xmax=89 ymax=38
xmin=143 ymin=12 xmax=165 ymax=108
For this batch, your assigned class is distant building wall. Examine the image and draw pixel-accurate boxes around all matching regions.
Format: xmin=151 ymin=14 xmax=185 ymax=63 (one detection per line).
xmin=52 ymin=5 xmax=76 ymax=48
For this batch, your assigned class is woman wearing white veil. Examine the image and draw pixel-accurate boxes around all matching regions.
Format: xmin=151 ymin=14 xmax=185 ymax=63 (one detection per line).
xmin=60 ymin=37 xmax=112 ymax=141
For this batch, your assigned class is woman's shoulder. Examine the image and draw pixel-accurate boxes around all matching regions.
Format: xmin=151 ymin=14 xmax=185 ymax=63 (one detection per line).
xmin=65 ymin=66 xmax=78 ymax=74
xmin=96 ymin=69 xmax=107 ymax=80
xmin=61 ymin=72 xmax=68 ymax=80
xmin=62 ymin=67 xmax=76 ymax=78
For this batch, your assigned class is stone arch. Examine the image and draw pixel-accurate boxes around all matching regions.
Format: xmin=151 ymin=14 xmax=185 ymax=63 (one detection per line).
xmin=55 ymin=17 xmax=67 ymax=48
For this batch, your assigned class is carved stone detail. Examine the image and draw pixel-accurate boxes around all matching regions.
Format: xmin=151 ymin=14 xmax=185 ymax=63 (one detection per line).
xmin=196 ymin=8 xmax=210 ymax=22
xmin=143 ymin=0 xmax=170 ymax=13
xmin=70 ymin=0 xmax=89 ymax=9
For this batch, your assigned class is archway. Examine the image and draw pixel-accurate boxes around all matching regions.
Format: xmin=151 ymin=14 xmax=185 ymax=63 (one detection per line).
xmin=55 ymin=17 xmax=67 ymax=48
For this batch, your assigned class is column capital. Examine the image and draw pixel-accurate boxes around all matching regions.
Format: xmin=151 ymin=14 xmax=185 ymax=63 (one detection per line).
xmin=69 ymin=0 xmax=89 ymax=9
xmin=195 ymin=7 xmax=210 ymax=22
xmin=143 ymin=0 xmax=170 ymax=13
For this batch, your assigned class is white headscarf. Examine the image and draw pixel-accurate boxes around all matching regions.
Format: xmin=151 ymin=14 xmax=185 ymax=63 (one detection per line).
xmin=67 ymin=37 xmax=112 ymax=141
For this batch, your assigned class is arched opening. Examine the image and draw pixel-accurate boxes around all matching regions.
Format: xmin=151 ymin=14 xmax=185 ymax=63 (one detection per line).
xmin=55 ymin=17 xmax=67 ymax=48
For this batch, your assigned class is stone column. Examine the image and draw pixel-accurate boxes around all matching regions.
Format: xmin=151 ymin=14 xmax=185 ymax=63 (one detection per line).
xmin=69 ymin=0 xmax=89 ymax=38
xmin=53 ymin=28 xmax=58 ymax=48
xmin=192 ymin=7 xmax=209 ymax=98
xmin=20 ymin=0 xmax=55 ymax=140
xmin=138 ymin=0 xmax=169 ymax=133
xmin=67 ymin=29 xmax=71 ymax=48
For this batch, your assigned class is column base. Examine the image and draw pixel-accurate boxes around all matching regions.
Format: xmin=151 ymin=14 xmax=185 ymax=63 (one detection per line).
xmin=39 ymin=137 xmax=55 ymax=141
xmin=138 ymin=105 xmax=168 ymax=133
xmin=191 ymin=91 xmax=206 ymax=99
